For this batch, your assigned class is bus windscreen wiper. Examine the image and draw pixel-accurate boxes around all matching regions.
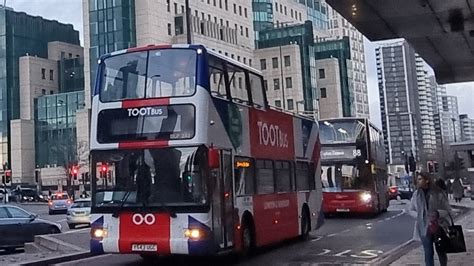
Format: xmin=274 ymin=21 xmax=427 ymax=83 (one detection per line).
xmin=112 ymin=190 xmax=132 ymax=218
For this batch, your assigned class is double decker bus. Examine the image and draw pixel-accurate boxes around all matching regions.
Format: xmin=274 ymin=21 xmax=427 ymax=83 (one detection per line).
xmin=319 ymin=118 xmax=388 ymax=215
xmin=89 ymin=44 xmax=323 ymax=257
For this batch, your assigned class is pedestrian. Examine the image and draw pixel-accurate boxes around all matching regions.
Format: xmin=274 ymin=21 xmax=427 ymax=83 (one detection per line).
xmin=409 ymin=172 xmax=451 ymax=266
xmin=446 ymin=179 xmax=452 ymax=199
xmin=452 ymin=177 xmax=463 ymax=203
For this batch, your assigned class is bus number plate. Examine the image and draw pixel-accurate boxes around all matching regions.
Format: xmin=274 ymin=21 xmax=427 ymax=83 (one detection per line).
xmin=336 ymin=208 xmax=350 ymax=212
xmin=132 ymin=244 xmax=157 ymax=252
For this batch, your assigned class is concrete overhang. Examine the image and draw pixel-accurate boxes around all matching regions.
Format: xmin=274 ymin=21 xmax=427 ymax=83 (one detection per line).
xmin=450 ymin=140 xmax=474 ymax=151
xmin=327 ymin=0 xmax=474 ymax=84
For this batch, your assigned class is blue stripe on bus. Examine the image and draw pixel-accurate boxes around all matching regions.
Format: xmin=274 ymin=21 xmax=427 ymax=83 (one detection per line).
xmin=90 ymin=216 xmax=105 ymax=254
xmin=187 ymin=215 xmax=214 ymax=255
xmin=195 ymin=46 xmax=210 ymax=91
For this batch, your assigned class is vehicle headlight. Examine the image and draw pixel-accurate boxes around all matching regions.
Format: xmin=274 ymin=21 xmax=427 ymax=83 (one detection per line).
xmin=184 ymin=228 xmax=205 ymax=239
xmin=360 ymin=192 xmax=372 ymax=203
xmin=91 ymin=228 xmax=107 ymax=239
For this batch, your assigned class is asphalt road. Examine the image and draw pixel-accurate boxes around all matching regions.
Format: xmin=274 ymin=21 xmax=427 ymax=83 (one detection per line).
xmin=54 ymin=200 xmax=416 ymax=266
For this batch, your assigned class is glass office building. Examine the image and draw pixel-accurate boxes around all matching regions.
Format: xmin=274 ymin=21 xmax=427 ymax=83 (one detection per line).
xmin=0 ymin=8 xmax=79 ymax=166
xmin=35 ymin=91 xmax=85 ymax=168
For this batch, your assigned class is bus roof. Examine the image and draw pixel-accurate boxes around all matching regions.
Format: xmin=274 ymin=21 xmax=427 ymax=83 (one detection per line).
xmin=319 ymin=117 xmax=381 ymax=132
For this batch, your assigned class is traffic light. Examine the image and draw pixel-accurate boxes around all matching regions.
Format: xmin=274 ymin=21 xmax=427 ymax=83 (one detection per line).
xmin=427 ymin=161 xmax=434 ymax=173
xmin=70 ymin=166 xmax=78 ymax=180
xmin=5 ymin=170 xmax=11 ymax=183
xmin=409 ymin=155 xmax=416 ymax=172
xmin=35 ymin=170 xmax=39 ymax=183
xmin=434 ymin=162 xmax=439 ymax=173
xmin=100 ymin=164 xmax=107 ymax=178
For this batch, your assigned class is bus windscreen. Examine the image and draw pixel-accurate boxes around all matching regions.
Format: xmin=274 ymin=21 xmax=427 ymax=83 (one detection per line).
xmin=100 ymin=49 xmax=197 ymax=102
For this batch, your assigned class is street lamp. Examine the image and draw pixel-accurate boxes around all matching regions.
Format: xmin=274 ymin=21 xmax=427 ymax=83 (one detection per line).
xmin=451 ymin=118 xmax=457 ymax=143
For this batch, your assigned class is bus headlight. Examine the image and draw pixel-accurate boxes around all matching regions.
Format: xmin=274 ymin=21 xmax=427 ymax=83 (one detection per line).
xmin=360 ymin=192 xmax=372 ymax=203
xmin=184 ymin=228 xmax=203 ymax=239
xmin=91 ymin=228 xmax=107 ymax=239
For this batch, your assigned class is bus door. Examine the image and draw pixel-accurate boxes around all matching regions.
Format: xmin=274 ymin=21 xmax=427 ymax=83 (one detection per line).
xmin=211 ymin=150 xmax=234 ymax=249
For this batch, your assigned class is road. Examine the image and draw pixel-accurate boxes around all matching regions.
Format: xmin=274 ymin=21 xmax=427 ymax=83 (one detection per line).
xmin=54 ymin=200 xmax=415 ymax=266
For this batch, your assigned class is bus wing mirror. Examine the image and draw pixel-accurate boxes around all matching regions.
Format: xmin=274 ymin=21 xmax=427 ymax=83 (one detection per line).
xmin=208 ymin=148 xmax=220 ymax=169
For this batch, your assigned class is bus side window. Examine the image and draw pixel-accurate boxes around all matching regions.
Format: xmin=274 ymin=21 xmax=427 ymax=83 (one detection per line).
xmin=226 ymin=63 xmax=250 ymax=105
xmin=309 ymin=162 xmax=316 ymax=190
xmin=256 ymin=159 xmax=274 ymax=194
xmin=275 ymin=161 xmax=291 ymax=192
xmin=234 ymin=157 xmax=255 ymax=196
xmin=208 ymin=56 xmax=228 ymax=99
xmin=248 ymin=72 xmax=266 ymax=109
xmin=296 ymin=161 xmax=310 ymax=191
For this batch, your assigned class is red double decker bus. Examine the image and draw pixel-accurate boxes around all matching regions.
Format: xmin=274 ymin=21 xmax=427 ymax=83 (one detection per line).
xmin=88 ymin=44 xmax=323 ymax=257
xmin=319 ymin=118 xmax=388 ymax=215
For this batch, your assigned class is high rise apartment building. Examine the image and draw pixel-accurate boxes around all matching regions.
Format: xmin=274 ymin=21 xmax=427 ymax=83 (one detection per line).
xmin=459 ymin=114 xmax=474 ymax=141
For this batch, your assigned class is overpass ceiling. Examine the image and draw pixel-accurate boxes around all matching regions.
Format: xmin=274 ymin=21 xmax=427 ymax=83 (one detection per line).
xmin=327 ymin=0 xmax=474 ymax=84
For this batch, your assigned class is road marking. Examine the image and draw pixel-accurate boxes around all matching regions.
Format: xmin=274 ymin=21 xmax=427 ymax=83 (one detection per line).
xmin=366 ymin=223 xmax=372 ymax=226
xmin=366 ymin=226 xmax=372 ymax=229
xmin=317 ymin=249 xmax=331 ymax=256
xmin=334 ymin=249 xmax=352 ymax=257
xmin=56 ymin=219 xmax=66 ymax=223
xmin=351 ymin=250 xmax=383 ymax=259
xmin=466 ymin=229 xmax=474 ymax=233
xmin=341 ymin=229 xmax=350 ymax=233
xmin=327 ymin=233 xmax=338 ymax=237
xmin=63 ymin=228 xmax=89 ymax=234
xmin=311 ymin=236 xmax=323 ymax=242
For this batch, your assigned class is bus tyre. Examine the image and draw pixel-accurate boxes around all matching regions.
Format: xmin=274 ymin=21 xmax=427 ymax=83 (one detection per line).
xmin=300 ymin=209 xmax=310 ymax=240
xmin=241 ymin=219 xmax=255 ymax=257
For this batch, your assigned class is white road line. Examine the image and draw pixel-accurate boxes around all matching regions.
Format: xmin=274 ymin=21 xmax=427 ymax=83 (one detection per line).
xmin=311 ymin=236 xmax=323 ymax=242
xmin=63 ymin=228 xmax=89 ymax=234
xmin=327 ymin=233 xmax=338 ymax=237
xmin=56 ymin=219 xmax=66 ymax=223
xmin=366 ymin=223 xmax=372 ymax=226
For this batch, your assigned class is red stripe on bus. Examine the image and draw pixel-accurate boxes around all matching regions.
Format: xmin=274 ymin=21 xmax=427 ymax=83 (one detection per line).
xmin=121 ymin=98 xmax=170 ymax=108
xmin=118 ymin=140 xmax=169 ymax=149
xmin=118 ymin=212 xmax=171 ymax=255
xmin=127 ymin=44 xmax=172 ymax=53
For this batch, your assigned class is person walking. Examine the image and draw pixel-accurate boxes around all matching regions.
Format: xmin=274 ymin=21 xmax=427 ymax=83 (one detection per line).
xmin=452 ymin=177 xmax=463 ymax=203
xmin=445 ymin=179 xmax=452 ymax=199
xmin=409 ymin=172 xmax=451 ymax=266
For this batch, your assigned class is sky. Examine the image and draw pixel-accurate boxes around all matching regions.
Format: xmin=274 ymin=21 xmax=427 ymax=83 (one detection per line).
xmin=6 ymin=0 xmax=474 ymax=129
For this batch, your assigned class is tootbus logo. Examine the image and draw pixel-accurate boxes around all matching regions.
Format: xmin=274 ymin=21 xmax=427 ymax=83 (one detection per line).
xmin=127 ymin=107 xmax=164 ymax=117
xmin=257 ymin=121 xmax=289 ymax=148
xmin=132 ymin=213 xmax=156 ymax=225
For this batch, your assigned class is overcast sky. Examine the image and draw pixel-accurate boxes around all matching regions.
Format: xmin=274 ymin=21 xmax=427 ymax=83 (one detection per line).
xmin=7 ymin=0 xmax=474 ymax=128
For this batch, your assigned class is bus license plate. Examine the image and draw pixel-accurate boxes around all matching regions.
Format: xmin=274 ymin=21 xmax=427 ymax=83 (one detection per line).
xmin=132 ymin=244 xmax=157 ymax=252
xmin=336 ymin=208 xmax=350 ymax=212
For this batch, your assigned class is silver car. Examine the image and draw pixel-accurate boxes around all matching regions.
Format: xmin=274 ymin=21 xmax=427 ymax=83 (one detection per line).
xmin=66 ymin=198 xmax=91 ymax=229
xmin=48 ymin=192 xmax=72 ymax=215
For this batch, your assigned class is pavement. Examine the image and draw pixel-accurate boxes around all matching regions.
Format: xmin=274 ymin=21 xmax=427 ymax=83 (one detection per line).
xmin=390 ymin=198 xmax=474 ymax=266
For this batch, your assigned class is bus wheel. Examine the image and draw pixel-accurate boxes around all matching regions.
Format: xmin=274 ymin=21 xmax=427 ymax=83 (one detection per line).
xmin=241 ymin=219 xmax=255 ymax=256
xmin=301 ymin=209 xmax=310 ymax=240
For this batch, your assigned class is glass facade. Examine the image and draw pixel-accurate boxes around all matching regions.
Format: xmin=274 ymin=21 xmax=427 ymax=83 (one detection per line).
xmin=89 ymin=0 xmax=136 ymax=90
xmin=0 ymin=8 xmax=79 ymax=166
xmin=35 ymin=91 xmax=85 ymax=168
xmin=314 ymin=37 xmax=352 ymax=117
xmin=258 ymin=21 xmax=317 ymax=112
xmin=59 ymin=57 xmax=85 ymax=93
xmin=306 ymin=0 xmax=329 ymax=31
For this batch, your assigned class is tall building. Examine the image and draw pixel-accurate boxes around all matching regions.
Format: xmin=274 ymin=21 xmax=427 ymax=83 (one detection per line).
xmin=459 ymin=114 xmax=474 ymax=141
xmin=0 ymin=7 xmax=80 ymax=172
xmin=326 ymin=4 xmax=369 ymax=118
xmin=439 ymin=95 xmax=461 ymax=143
xmin=377 ymin=41 xmax=428 ymax=167
xmin=10 ymin=41 xmax=84 ymax=185
xmin=416 ymin=67 xmax=437 ymax=160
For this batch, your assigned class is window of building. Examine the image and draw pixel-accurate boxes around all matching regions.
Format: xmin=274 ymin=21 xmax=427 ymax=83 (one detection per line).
xmin=291 ymin=9 xmax=293 ymax=18
xmin=260 ymin=59 xmax=266 ymax=70
xmin=68 ymin=53 xmax=72 ymax=58
xmin=256 ymin=160 xmax=274 ymax=194
xmin=319 ymin=68 xmax=326 ymax=79
xmin=166 ymin=0 xmax=170 ymax=12
xmin=49 ymin=69 xmax=54 ymax=80
xmin=239 ymin=5 xmax=242 ymax=16
xmin=284 ymin=55 xmax=291 ymax=67
xmin=299 ymin=12 xmax=302 ymax=21
xmin=280 ymin=4 xmax=282 ymax=13
xmin=237 ymin=55 xmax=240 ymax=62
xmin=181 ymin=5 xmax=185 ymax=13
xmin=243 ymin=57 xmax=247 ymax=64
xmin=240 ymin=25 xmax=243 ymax=35
xmin=244 ymin=7 xmax=247 ymax=17
xmin=272 ymin=57 xmax=278 ymax=68
xmin=287 ymin=99 xmax=294 ymax=110
xmin=275 ymin=100 xmax=281 ymax=107
xmin=233 ymin=3 xmax=236 ymax=13
xmin=285 ymin=77 xmax=292 ymax=88
xmin=273 ymin=78 xmax=280 ymax=90
xmin=320 ymin=87 xmax=327 ymax=98
xmin=263 ymin=80 xmax=268 ymax=91
xmin=249 ymin=59 xmax=252 ymax=66
xmin=50 ymin=90 xmax=54 ymax=95
xmin=275 ymin=2 xmax=278 ymax=12
xmin=225 ymin=0 xmax=228 ymax=10
xmin=245 ymin=27 xmax=249 ymax=37
xmin=42 ymin=89 xmax=46 ymax=95
xmin=284 ymin=6 xmax=287 ymax=15
xmin=167 ymin=23 xmax=172 ymax=35
xmin=41 ymin=68 xmax=46 ymax=79
xmin=174 ymin=3 xmax=178 ymax=14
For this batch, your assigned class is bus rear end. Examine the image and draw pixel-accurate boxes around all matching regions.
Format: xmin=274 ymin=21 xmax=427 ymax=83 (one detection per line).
xmin=322 ymin=189 xmax=375 ymax=214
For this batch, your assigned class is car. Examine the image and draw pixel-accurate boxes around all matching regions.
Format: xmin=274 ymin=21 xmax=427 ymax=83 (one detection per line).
xmin=388 ymin=186 xmax=399 ymax=200
xmin=0 ymin=205 xmax=61 ymax=252
xmin=463 ymin=183 xmax=471 ymax=198
xmin=48 ymin=192 xmax=72 ymax=215
xmin=397 ymin=185 xmax=414 ymax=200
xmin=66 ymin=198 xmax=91 ymax=229
xmin=12 ymin=188 xmax=45 ymax=202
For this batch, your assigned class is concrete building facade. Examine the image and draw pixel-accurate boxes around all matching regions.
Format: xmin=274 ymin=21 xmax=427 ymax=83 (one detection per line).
xmin=326 ymin=4 xmax=369 ymax=118
xmin=460 ymin=114 xmax=474 ymax=141
xmin=316 ymin=58 xmax=343 ymax=119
